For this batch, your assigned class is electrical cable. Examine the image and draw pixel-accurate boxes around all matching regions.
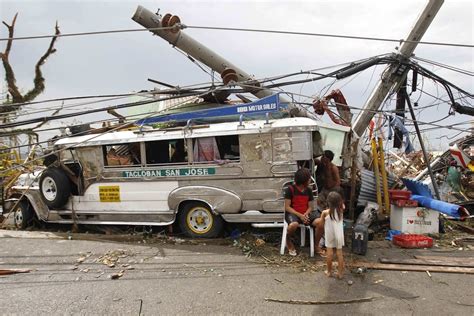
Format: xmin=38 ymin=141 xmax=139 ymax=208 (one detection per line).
xmin=1 ymin=55 xmax=387 ymax=111
xmin=1 ymin=55 xmax=393 ymax=120
xmin=412 ymin=56 xmax=474 ymax=77
xmin=2 ymin=24 xmax=472 ymax=48
xmin=183 ymin=25 xmax=474 ymax=48
xmin=0 ymin=86 xmax=226 ymax=173
xmin=0 ymin=92 xmax=202 ymax=129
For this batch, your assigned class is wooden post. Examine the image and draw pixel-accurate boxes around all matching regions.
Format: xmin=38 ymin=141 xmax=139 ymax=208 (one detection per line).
xmin=371 ymin=138 xmax=383 ymax=212
xmin=378 ymin=137 xmax=390 ymax=214
xmin=348 ymin=140 xmax=359 ymax=220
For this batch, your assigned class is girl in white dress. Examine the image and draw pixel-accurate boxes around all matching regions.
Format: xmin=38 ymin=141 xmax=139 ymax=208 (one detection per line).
xmin=321 ymin=191 xmax=345 ymax=279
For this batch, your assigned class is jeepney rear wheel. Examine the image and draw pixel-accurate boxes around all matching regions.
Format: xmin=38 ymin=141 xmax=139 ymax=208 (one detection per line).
xmin=39 ymin=167 xmax=71 ymax=209
xmin=179 ymin=202 xmax=223 ymax=238
xmin=13 ymin=200 xmax=35 ymax=229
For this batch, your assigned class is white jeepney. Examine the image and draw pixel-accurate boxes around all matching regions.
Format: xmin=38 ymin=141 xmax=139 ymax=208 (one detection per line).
xmin=7 ymin=117 xmax=349 ymax=237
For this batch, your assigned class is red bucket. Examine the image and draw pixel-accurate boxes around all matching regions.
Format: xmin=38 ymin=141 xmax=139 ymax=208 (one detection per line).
xmin=393 ymin=234 xmax=433 ymax=248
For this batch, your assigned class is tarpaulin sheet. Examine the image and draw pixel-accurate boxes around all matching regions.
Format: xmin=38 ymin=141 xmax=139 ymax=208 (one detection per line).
xmin=411 ymin=195 xmax=462 ymax=218
xmin=402 ymin=178 xmax=433 ymax=198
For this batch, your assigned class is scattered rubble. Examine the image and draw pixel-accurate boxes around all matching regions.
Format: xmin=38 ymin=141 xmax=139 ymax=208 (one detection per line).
xmin=109 ymin=270 xmax=125 ymax=280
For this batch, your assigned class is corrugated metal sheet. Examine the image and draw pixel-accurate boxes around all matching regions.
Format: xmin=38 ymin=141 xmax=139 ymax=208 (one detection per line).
xmin=357 ymin=169 xmax=397 ymax=206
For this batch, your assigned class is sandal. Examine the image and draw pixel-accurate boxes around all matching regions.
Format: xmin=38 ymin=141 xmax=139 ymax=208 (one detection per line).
xmin=316 ymin=249 xmax=327 ymax=258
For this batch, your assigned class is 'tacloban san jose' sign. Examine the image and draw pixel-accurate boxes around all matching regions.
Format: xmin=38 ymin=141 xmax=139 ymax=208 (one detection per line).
xmin=122 ymin=167 xmax=216 ymax=178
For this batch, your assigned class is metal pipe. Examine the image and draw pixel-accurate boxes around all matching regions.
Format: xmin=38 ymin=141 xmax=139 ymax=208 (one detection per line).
xmin=414 ymin=156 xmax=441 ymax=181
xmin=404 ymin=92 xmax=441 ymax=200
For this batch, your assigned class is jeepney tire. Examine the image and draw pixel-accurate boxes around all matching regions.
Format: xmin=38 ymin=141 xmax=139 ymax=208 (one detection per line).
xmin=13 ymin=200 xmax=35 ymax=229
xmin=39 ymin=167 xmax=71 ymax=209
xmin=178 ymin=202 xmax=224 ymax=238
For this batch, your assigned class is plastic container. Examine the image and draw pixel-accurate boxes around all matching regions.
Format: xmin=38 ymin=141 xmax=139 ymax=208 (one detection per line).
xmin=388 ymin=189 xmax=412 ymax=201
xmin=343 ymin=219 xmax=354 ymax=247
xmin=392 ymin=199 xmax=418 ymax=208
xmin=351 ymin=224 xmax=368 ymax=255
xmin=392 ymin=234 xmax=433 ymax=248
xmin=390 ymin=205 xmax=439 ymax=234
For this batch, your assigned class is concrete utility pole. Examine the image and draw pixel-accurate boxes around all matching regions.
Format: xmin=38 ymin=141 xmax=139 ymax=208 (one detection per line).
xmin=132 ymin=6 xmax=270 ymax=96
xmin=132 ymin=5 xmax=316 ymax=118
xmin=352 ymin=0 xmax=444 ymax=137
xmin=132 ymin=6 xmax=310 ymax=117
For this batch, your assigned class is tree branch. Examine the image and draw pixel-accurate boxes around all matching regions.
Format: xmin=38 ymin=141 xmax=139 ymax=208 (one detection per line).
xmin=23 ymin=21 xmax=61 ymax=102
xmin=1 ymin=13 xmax=23 ymax=104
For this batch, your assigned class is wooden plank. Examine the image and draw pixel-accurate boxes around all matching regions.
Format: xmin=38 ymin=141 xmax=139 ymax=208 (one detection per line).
xmin=414 ymin=255 xmax=474 ymax=262
xmin=358 ymin=262 xmax=474 ymax=274
xmin=265 ymin=296 xmax=378 ymax=305
xmin=0 ymin=269 xmax=30 ymax=276
xmin=453 ymin=223 xmax=474 ymax=234
xmin=379 ymin=258 xmax=474 ymax=268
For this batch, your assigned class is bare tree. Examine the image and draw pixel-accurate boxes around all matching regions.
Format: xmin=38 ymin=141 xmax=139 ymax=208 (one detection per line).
xmin=1 ymin=13 xmax=60 ymax=110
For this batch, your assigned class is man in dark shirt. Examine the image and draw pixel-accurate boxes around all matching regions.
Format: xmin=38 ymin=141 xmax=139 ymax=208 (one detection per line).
xmin=284 ymin=168 xmax=319 ymax=256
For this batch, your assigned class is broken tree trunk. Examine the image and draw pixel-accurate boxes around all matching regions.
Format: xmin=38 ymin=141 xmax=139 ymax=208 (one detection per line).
xmin=1 ymin=13 xmax=60 ymax=106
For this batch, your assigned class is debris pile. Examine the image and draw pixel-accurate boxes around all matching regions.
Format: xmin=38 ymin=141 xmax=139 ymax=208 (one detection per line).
xmin=231 ymin=232 xmax=358 ymax=273
xmin=73 ymin=249 xmax=136 ymax=280
xmin=96 ymin=249 xmax=132 ymax=268
xmin=388 ymin=151 xmax=436 ymax=178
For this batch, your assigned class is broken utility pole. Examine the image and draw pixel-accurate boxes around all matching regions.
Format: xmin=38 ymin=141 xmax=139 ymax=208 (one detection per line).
xmin=131 ymin=5 xmax=314 ymax=118
xmin=352 ymin=0 xmax=444 ymax=137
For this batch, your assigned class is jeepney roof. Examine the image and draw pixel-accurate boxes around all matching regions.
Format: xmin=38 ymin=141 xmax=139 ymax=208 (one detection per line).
xmin=54 ymin=117 xmax=350 ymax=147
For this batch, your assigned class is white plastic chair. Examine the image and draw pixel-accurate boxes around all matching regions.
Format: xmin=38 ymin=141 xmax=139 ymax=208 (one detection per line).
xmin=280 ymin=216 xmax=314 ymax=257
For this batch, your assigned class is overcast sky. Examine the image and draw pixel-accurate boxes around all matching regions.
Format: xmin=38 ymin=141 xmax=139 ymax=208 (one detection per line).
xmin=1 ymin=0 xmax=473 ymax=151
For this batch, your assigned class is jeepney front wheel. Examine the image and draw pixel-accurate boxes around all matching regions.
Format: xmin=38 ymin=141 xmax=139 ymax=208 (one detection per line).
xmin=13 ymin=200 xmax=35 ymax=229
xmin=179 ymin=202 xmax=223 ymax=238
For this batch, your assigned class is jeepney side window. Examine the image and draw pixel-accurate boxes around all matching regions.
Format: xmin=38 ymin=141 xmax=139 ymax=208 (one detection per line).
xmin=145 ymin=139 xmax=187 ymax=165
xmin=103 ymin=143 xmax=141 ymax=167
xmin=192 ymin=135 xmax=239 ymax=162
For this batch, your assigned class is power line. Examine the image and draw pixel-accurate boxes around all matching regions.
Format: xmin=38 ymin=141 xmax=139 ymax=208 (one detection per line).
xmin=0 ymin=88 xmax=222 ymax=173
xmin=0 ymin=94 xmax=135 ymax=118
xmin=0 ymin=92 xmax=201 ymax=129
xmin=1 ymin=55 xmax=381 ymax=110
xmin=0 ymin=55 xmax=389 ymax=120
xmin=1 ymin=24 xmax=472 ymax=48
xmin=413 ymin=56 xmax=474 ymax=77
xmin=184 ymin=25 xmax=474 ymax=49
xmin=0 ymin=26 xmax=177 ymax=42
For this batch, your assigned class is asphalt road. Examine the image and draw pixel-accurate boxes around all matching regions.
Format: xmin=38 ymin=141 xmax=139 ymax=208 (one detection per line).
xmin=1 ymin=231 xmax=473 ymax=315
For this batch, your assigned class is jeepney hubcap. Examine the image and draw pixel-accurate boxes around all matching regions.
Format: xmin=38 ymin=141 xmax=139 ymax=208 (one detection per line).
xmin=187 ymin=207 xmax=213 ymax=234
xmin=14 ymin=209 xmax=23 ymax=227
xmin=42 ymin=176 xmax=57 ymax=201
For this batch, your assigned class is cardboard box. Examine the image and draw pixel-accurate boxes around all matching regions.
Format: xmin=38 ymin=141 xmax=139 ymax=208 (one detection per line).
xmin=390 ymin=205 xmax=439 ymax=234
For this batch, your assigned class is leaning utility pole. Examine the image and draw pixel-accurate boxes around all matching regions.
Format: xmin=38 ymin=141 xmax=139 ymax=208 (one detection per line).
xmin=132 ymin=6 xmax=312 ymax=118
xmin=352 ymin=0 xmax=444 ymax=137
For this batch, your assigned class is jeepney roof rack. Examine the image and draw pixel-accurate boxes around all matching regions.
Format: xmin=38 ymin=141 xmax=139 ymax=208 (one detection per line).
xmin=134 ymin=93 xmax=286 ymax=128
